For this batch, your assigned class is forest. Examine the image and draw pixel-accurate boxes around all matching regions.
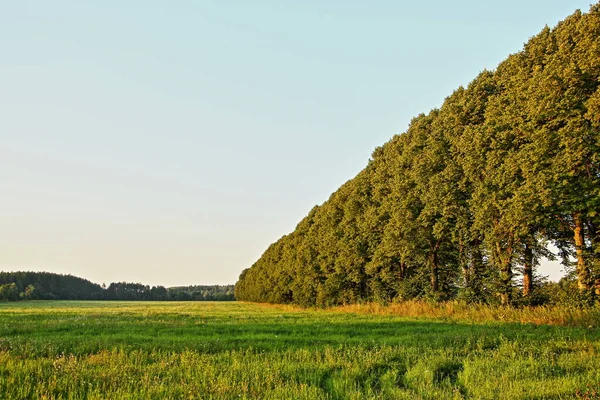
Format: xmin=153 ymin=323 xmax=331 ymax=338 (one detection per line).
xmin=235 ymin=4 xmax=600 ymax=307
xmin=0 ymin=271 xmax=234 ymax=301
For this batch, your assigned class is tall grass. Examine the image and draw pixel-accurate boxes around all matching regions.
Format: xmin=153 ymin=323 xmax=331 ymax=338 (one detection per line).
xmin=327 ymin=301 xmax=600 ymax=328
xmin=0 ymin=301 xmax=599 ymax=399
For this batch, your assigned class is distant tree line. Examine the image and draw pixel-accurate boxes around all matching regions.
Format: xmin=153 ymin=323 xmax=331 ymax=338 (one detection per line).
xmin=235 ymin=4 xmax=600 ymax=307
xmin=166 ymin=285 xmax=235 ymax=301
xmin=105 ymin=282 xmax=235 ymax=301
xmin=0 ymin=272 xmax=234 ymax=302
xmin=0 ymin=272 xmax=105 ymax=300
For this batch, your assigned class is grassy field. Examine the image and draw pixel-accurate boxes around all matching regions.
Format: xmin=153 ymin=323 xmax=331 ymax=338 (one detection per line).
xmin=0 ymin=301 xmax=599 ymax=399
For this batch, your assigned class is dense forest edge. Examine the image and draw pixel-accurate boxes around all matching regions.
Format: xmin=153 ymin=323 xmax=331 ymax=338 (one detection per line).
xmin=235 ymin=4 xmax=600 ymax=308
xmin=0 ymin=271 xmax=234 ymax=301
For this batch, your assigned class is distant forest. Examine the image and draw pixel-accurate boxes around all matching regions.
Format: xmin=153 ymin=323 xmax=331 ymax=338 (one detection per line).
xmin=235 ymin=4 xmax=600 ymax=307
xmin=0 ymin=271 xmax=234 ymax=302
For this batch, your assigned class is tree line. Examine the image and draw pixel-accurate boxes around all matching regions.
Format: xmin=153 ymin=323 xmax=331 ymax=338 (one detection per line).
xmin=0 ymin=272 xmax=234 ymax=301
xmin=235 ymin=4 xmax=600 ymax=307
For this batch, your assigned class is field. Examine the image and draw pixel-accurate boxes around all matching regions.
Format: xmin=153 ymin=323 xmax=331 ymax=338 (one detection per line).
xmin=0 ymin=301 xmax=599 ymax=399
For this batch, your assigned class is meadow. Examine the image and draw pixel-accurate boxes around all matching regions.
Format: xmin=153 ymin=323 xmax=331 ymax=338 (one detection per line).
xmin=0 ymin=301 xmax=599 ymax=399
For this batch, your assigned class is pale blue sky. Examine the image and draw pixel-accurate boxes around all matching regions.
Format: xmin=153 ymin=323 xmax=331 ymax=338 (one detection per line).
xmin=1 ymin=1 xmax=590 ymax=286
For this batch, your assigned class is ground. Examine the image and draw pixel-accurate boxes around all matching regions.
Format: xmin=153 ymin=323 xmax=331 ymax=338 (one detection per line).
xmin=0 ymin=301 xmax=598 ymax=399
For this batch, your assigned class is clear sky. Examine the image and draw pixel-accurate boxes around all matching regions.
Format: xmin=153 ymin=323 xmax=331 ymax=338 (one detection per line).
xmin=1 ymin=1 xmax=591 ymax=286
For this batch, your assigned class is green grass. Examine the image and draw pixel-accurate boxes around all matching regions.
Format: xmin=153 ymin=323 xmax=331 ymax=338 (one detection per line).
xmin=0 ymin=301 xmax=599 ymax=399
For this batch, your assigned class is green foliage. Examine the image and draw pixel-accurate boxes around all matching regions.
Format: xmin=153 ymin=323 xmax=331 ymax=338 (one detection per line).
xmin=0 ymin=283 xmax=19 ymax=302
xmin=0 ymin=271 xmax=104 ymax=300
xmin=236 ymin=3 xmax=600 ymax=307
xmin=167 ymin=285 xmax=235 ymax=301
xmin=0 ymin=272 xmax=234 ymax=302
xmin=537 ymin=277 xmax=598 ymax=308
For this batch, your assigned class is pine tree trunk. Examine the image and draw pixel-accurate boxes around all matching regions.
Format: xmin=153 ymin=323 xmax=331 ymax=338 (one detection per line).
xmin=573 ymin=212 xmax=591 ymax=291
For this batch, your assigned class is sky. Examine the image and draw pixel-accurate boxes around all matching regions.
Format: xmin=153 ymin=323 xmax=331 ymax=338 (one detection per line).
xmin=0 ymin=1 xmax=592 ymax=286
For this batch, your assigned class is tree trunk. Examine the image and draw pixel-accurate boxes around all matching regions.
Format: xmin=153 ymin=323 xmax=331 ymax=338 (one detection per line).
xmin=499 ymin=261 xmax=513 ymax=305
xmin=399 ymin=261 xmax=406 ymax=280
xmin=522 ymin=239 xmax=534 ymax=297
xmin=459 ymin=242 xmax=470 ymax=287
xmin=495 ymin=240 xmax=513 ymax=306
xmin=573 ymin=212 xmax=591 ymax=291
xmin=429 ymin=252 xmax=439 ymax=292
xmin=587 ymin=220 xmax=600 ymax=296
xmin=428 ymin=239 xmax=442 ymax=293
xmin=462 ymin=264 xmax=470 ymax=288
xmin=471 ymin=241 xmax=484 ymax=296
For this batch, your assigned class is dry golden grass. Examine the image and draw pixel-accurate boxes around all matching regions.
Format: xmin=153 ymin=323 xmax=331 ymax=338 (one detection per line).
xmin=329 ymin=301 xmax=600 ymax=327
xmin=247 ymin=300 xmax=600 ymax=328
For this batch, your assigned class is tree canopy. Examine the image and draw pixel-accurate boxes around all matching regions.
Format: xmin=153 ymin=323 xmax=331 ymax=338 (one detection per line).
xmin=235 ymin=4 xmax=600 ymax=307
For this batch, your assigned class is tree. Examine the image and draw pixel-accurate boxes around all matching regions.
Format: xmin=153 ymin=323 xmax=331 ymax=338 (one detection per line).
xmin=0 ymin=283 xmax=19 ymax=301
xmin=235 ymin=3 xmax=600 ymax=307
